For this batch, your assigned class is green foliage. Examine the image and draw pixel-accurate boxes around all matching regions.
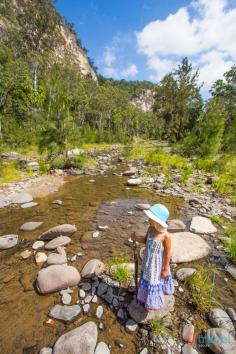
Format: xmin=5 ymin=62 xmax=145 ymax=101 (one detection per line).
xmin=150 ymin=319 xmax=166 ymax=336
xmin=180 ymin=166 xmax=193 ymax=186
xmin=0 ymin=160 xmax=22 ymax=184
xmin=210 ymin=215 xmax=224 ymax=225
xmin=146 ymin=148 xmax=188 ymax=169
xmin=49 ymin=154 xmax=85 ymax=170
xmin=224 ymin=225 xmax=236 ymax=263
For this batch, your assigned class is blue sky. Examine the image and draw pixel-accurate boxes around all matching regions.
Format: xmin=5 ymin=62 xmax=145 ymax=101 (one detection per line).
xmin=56 ymin=0 xmax=236 ymax=95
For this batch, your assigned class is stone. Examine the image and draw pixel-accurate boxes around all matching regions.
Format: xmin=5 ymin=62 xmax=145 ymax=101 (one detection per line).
xmin=35 ymin=252 xmax=47 ymax=264
xmin=171 ymin=232 xmax=211 ymax=263
xmin=20 ymin=249 xmax=32 ymax=259
xmin=52 ymin=200 xmax=63 ymax=205
xmin=62 ymin=293 xmax=72 ymax=305
xmin=47 ymin=253 xmax=67 ymax=265
xmin=167 ymin=219 xmax=186 ymax=231
xmin=92 ymin=231 xmax=100 ymax=238
xmin=190 ymin=216 xmax=217 ymax=234
xmin=21 ymin=202 xmax=38 ymax=208
xmin=83 ymin=304 xmax=90 ymax=313
xmin=112 ymin=297 xmax=119 ymax=307
xmin=117 ymin=308 xmax=126 ymax=320
xmin=49 ymin=304 xmax=81 ymax=323
xmin=36 ymin=265 xmax=81 ymax=294
xmin=128 ymin=296 xmax=175 ymax=324
xmin=183 ymin=324 xmax=195 ymax=342
xmin=81 ymin=259 xmax=106 ymax=278
xmin=114 ymin=340 xmax=128 ymax=349
xmin=98 ymin=225 xmax=109 ymax=231
xmin=104 ymin=287 xmax=114 ymax=304
xmin=81 ymin=283 xmax=91 ymax=291
xmin=176 ymin=268 xmax=196 ymax=281
xmin=125 ymin=319 xmax=138 ymax=332
xmin=39 ymin=348 xmax=52 ymax=354
xmin=226 ymin=265 xmax=236 ymax=280
xmin=92 ymin=295 xmax=98 ymax=303
xmin=95 ymin=342 xmax=110 ymax=354
xmin=85 ymin=295 xmax=93 ymax=304
xmin=39 ymin=224 xmax=77 ymax=241
xmin=96 ymin=305 xmax=104 ymax=319
xmin=123 ymin=167 xmax=138 ymax=176
xmin=45 ymin=236 xmax=71 ymax=250
xmin=127 ymin=178 xmax=142 ymax=186
xmin=205 ymin=328 xmax=236 ymax=354
xmin=209 ymin=308 xmax=235 ymax=333
xmin=79 ymin=289 xmax=86 ymax=298
xmin=0 ymin=234 xmax=18 ymax=250
xmin=139 ymin=349 xmax=148 ymax=354
xmin=135 ymin=203 xmax=151 ymax=210
xmin=53 ymin=322 xmax=97 ymax=354
xmin=60 ymin=288 xmax=73 ymax=295
xmin=32 ymin=240 xmax=44 ymax=250
xmin=20 ymin=221 xmax=43 ymax=231
xmin=182 ymin=344 xmax=198 ymax=354
xmin=97 ymin=282 xmax=108 ymax=296
xmin=10 ymin=192 xmax=33 ymax=204
xmin=57 ymin=246 xmax=67 ymax=257
xmin=226 ymin=308 xmax=236 ymax=323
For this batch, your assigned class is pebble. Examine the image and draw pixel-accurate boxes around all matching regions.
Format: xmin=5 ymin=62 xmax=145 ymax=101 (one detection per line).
xmin=96 ymin=305 xmax=104 ymax=319
xmin=98 ymin=322 xmax=105 ymax=331
xmin=125 ymin=319 xmax=138 ymax=332
xmin=61 ymin=293 xmax=72 ymax=305
xmin=97 ymin=282 xmax=108 ymax=296
xmin=117 ymin=308 xmax=126 ymax=320
xmin=20 ymin=221 xmax=43 ymax=231
xmin=0 ymin=234 xmax=18 ymax=250
xmin=52 ymin=200 xmax=63 ymax=205
xmin=85 ymin=295 xmax=93 ymax=304
xmin=79 ymin=289 xmax=86 ymax=298
xmin=114 ymin=340 xmax=128 ymax=349
xmin=77 ymin=252 xmax=83 ymax=257
xmin=21 ymin=202 xmax=38 ymax=208
xmin=182 ymin=324 xmax=195 ymax=342
xmin=20 ymin=250 xmax=32 ymax=259
xmin=112 ymin=297 xmax=119 ymax=307
xmin=81 ymin=283 xmax=91 ymax=291
xmin=39 ymin=348 xmax=52 ymax=354
xmin=35 ymin=252 xmax=47 ymax=264
xmin=32 ymin=240 xmax=44 ymax=250
xmin=60 ymin=288 xmax=73 ymax=295
xmin=70 ymin=255 xmax=77 ymax=261
xmin=98 ymin=225 xmax=109 ymax=231
xmin=93 ymin=231 xmax=100 ymax=238
xmin=178 ymin=286 xmax=184 ymax=293
xmin=92 ymin=295 xmax=98 ymax=303
xmin=83 ymin=304 xmax=90 ymax=313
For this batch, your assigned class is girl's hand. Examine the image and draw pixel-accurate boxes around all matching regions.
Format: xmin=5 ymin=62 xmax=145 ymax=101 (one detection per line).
xmin=161 ymin=268 xmax=169 ymax=279
xmin=131 ymin=232 xmax=136 ymax=241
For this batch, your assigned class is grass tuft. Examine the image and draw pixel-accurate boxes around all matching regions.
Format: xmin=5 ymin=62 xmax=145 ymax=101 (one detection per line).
xmin=150 ymin=318 xmax=166 ymax=336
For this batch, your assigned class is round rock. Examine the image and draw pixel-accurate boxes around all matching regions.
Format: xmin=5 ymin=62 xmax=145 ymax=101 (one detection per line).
xmin=36 ymin=265 xmax=81 ymax=294
xmin=49 ymin=304 xmax=81 ymax=323
xmin=45 ymin=236 xmax=71 ymax=250
xmin=127 ymin=178 xmax=142 ymax=186
xmin=125 ymin=319 xmax=138 ymax=332
xmin=39 ymin=348 xmax=52 ymax=354
xmin=20 ymin=221 xmax=43 ymax=231
xmin=81 ymin=259 xmax=105 ymax=278
xmin=190 ymin=216 xmax=217 ymax=234
xmin=35 ymin=252 xmax=47 ymax=264
xmin=47 ymin=253 xmax=67 ymax=265
xmin=32 ymin=240 xmax=44 ymax=250
xmin=39 ymin=224 xmax=77 ymax=241
xmin=0 ymin=234 xmax=18 ymax=250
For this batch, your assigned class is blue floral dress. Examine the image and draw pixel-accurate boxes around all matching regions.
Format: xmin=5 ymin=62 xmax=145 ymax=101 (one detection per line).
xmin=137 ymin=228 xmax=174 ymax=311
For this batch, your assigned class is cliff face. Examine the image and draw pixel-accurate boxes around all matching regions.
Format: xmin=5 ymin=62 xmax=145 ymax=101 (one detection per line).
xmin=0 ymin=0 xmax=97 ymax=80
xmin=131 ymin=89 xmax=155 ymax=112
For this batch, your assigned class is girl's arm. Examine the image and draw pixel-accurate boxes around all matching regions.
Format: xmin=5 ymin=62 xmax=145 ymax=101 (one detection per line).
xmin=161 ymin=233 xmax=172 ymax=278
xmin=131 ymin=227 xmax=150 ymax=244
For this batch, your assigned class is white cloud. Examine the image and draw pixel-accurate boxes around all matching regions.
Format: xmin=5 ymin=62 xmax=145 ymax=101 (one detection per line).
xmin=121 ymin=64 xmax=138 ymax=77
xmin=104 ymin=47 xmax=116 ymax=66
xmin=136 ymin=0 xmax=236 ymax=91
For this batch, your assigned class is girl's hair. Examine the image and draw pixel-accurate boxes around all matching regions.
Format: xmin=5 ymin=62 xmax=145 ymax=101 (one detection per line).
xmin=154 ymin=221 xmax=167 ymax=231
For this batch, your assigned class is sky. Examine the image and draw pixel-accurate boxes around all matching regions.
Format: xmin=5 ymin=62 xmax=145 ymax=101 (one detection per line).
xmin=56 ymin=0 xmax=236 ymax=95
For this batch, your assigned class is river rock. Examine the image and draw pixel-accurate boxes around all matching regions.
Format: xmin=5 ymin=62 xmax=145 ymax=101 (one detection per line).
xmin=47 ymin=253 xmax=67 ymax=265
xmin=62 ymin=293 xmax=71 ymax=305
xmin=53 ymin=321 xmax=97 ymax=354
xmin=81 ymin=259 xmax=105 ymax=278
xmin=125 ymin=319 xmax=138 ymax=332
xmin=52 ymin=200 xmax=63 ymax=205
xmin=95 ymin=342 xmax=110 ymax=354
xmin=45 ymin=236 xmax=71 ymax=250
xmin=97 ymin=282 xmax=108 ymax=296
xmin=182 ymin=324 xmax=195 ymax=342
xmin=32 ymin=240 xmax=44 ymax=250
xmin=123 ymin=167 xmax=138 ymax=176
xmin=39 ymin=348 xmax=52 ymax=354
xmin=135 ymin=203 xmax=151 ymax=210
xmin=39 ymin=224 xmax=77 ymax=241
xmin=83 ymin=304 xmax=90 ymax=313
xmin=182 ymin=344 xmax=198 ymax=354
xmin=127 ymin=178 xmax=142 ymax=186
xmin=190 ymin=216 xmax=217 ymax=234
xmin=49 ymin=304 xmax=81 ymax=323
xmin=35 ymin=252 xmax=47 ymax=264
xmin=176 ymin=268 xmax=196 ymax=281
xmin=128 ymin=296 xmax=175 ymax=324
xmin=10 ymin=192 xmax=33 ymax=204
xmin=36 ymin=265 xmax=81 ymax=294
xmin=168 ymin=219 xmax=186 ymax=231
xmin=226 ymin=308 xmax=236 ymax=323
xmin=0 ymin=195 xmax=10 ymax=208
xmin=209 ymin=308 xmax=235 ymax=333
xmin=171 ymin=232 xmax=211 ymax=263
xmin=96 ymin=305 xmax=104 ymax=319
xmin=205 ymin=328 xmax=236 ymax=354
xmin=0 ymin=234 xmax=18 ymax=249
xmin=225 ymin=265 xmax=236 ymax=280
xmin=21 ymin=202 xmax=38 ymax=208
xmin=20 ymin=221 xmax=43 ymax=231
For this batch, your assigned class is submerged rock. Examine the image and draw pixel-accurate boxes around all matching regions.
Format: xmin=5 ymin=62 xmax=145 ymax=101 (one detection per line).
xmin=10 ymin=192 xmax=33 ymax=204
xmin=0 ymin=234 xmax=18 ymax=250
xmin=39 ymin=224 xmax=77 ymax=241
xmin=53 ymin=321 xmax=97 ymax=354
xmin=20 ymin=221 xmax=43 ymax=231
xmin=35 ymin=252 xmax=47 ymax=264
xmin=49 ymin=304 xmax=81 ymax=323
xmin=20 ymin=249 xmax=32 ymax=259
xmin=36 ymin=265 xmax=80 ymax=294
xmin=45 ymin=236 xmax=71 ymax=250
xmin=190 ymin=216 xmax=217 ymax=234
xmin=81 ymin=259 xmax=105 ymax=278
xmin=128 ymin=296 xmax=175 ymax=324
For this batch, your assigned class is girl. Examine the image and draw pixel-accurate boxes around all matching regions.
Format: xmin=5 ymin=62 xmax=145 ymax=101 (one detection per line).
xmin=132 ymin=203 xmax=174 ymax=312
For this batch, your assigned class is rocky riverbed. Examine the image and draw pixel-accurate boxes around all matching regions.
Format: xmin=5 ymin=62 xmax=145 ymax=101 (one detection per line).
xmin=0 ymin=149 xmax=236 ymax=354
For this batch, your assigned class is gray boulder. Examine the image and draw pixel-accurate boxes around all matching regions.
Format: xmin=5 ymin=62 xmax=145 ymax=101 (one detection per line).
xmin=0 ymin=234 xmax=18 ymax=250
xmin=47 ymin=253 xmax=67 ymax=265
xmin=81 ymin=259 xmax=105 ymax=278
xmin=20 ymin=221 xmax=43 ymax=231
xmin=205 ymin=328 xmax=236 ymax=354
xmin=45 ymin=236 xmax=71 ymax=250
xmin=49 ymin=304 xmax=81 ymax=323
xmin=190 ymin=216 xmax=217 ymax=234
xmin=168 ymin=219 xmax=186 ymax=231
xmin=36 ymin=265 xmax=80 ymax=294
xmin=128 ymin=296 xmax=175 ymax=324
xmin=39 ymin=224 xmax=77 ymax=241
xmin=209 ymin=308 xmax=235 ymax=333
xmin=53 ymin=321 xmax=97 ymax=354
xmin=10 ymin=192 xmax=33 ymax=204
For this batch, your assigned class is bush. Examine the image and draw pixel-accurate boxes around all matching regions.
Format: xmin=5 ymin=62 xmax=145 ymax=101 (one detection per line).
xmin=50 ymin=154 xmax=86 ymax=169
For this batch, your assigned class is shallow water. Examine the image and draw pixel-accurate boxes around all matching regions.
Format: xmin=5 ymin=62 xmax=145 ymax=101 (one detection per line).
xmin=0 ymin=168 xmax=235 ymax=354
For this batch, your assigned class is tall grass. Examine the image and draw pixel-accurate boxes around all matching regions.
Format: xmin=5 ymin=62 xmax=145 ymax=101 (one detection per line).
xmin=0 ymin=161 xmax=22 ymax=184
xmin=224 ymin=225 xmax=236 ymax=263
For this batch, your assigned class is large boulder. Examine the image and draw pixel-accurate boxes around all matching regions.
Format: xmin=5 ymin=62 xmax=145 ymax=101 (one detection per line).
xmin=49 ymin=304 xmax=81 ymax=323
xmin=0 ymin=234 xmax=18 ymax=250
xmin=209 ymin=308 xmax=235 ymax=333
xmin=171 ymin=232 xmax=211 ymax=263
xmin=190 ymin=216 xmax=217 ymax=234
xmin=81 ymin=259 xmax=105 ymax=278
xmin=45 ymin=236 xmax=71 ymax=250
xmin=128 ymin=296 xmax=175 ymax=324
xmin=20 ymin=221 xmax=43 ymax=231
xmin=36 ymin=265 xmax=80 ymax=294
xmin=10 ymin=192 xmax=33 ymax=204
xmin=205 ymin=328 xmax=236 ymax=354
xmin=39 ymin=224 xmax=77 ymax=241
xmin=53 ymin=321 xmax=97 ymax=354
xmin=168 ymin=219 xmax=186 ymax=232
